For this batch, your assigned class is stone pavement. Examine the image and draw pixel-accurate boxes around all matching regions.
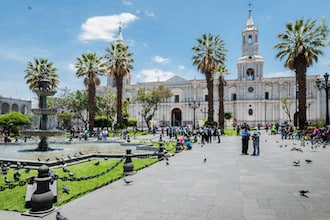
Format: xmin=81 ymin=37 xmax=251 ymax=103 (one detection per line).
xmin=2 ymin=131 xmax=330 ymax=220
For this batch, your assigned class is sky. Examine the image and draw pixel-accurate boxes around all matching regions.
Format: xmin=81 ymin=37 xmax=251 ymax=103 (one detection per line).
xmin=0 ymin=0 xmax=330 ymax=100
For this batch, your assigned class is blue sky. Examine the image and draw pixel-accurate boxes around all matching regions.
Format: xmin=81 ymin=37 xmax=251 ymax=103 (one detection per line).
xmin=0 ymin=0 xmax=330 ymax=100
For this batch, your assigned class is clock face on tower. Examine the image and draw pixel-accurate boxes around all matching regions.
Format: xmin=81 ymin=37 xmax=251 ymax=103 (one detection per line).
xmin=248 ymin=87 xmax=254 ymax=93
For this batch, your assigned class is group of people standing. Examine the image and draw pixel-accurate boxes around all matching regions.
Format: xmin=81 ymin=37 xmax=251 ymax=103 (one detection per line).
xmin=240 ymin=125 xmax=261 ymax=156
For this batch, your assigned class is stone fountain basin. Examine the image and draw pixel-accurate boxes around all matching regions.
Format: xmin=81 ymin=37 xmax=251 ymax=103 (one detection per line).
xmin=21 ymin=130 xmax=65 ymax=137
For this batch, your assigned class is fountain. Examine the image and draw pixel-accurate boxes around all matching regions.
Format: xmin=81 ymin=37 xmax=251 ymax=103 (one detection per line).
xmin=21 ymin=75 xmax=64 ymax=151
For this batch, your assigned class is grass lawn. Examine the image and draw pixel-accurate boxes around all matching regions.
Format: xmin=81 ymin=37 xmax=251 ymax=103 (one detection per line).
xmin=0 ymin=141 xmax=177 ymax=212
xmin=0 ymin=157 xmax=158 ymax=212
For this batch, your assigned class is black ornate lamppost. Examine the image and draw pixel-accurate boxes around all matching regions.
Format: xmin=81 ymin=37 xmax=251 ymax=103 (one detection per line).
xmin=316 ymin=73 xmax=330 ymax=126
xmin=201 ymin=107 xmax=207 ymax=119
xmin=189 ymin=100 xmax=200 ymax=129
xmin=138 ymin=111 xmax=144 ymax=132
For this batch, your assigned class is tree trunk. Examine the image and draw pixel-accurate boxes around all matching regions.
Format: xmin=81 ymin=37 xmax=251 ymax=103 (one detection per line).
xmin=206 ymin=72 xmax=214 ymax=122
xmin=88 ymin=84 xmax=96 ymax=132
xmin=218 ymin=75 xmax=225 ymax=132
xmin=116 ymin=75 xmax=124 ymax=127
xmin=295 ymin=56 xmax=307 ymax=129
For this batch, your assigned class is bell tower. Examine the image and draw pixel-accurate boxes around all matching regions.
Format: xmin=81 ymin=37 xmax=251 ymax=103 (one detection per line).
xmin=237 ymin=6 xmax=264 ymax=81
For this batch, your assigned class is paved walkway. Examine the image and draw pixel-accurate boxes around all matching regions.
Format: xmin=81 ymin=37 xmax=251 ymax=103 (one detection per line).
xmin=2 ymin=131 xmax=330 ymax=220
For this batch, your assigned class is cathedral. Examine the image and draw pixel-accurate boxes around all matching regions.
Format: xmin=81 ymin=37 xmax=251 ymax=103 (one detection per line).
xmin=97 ymin=9 xmax=325 ymax=129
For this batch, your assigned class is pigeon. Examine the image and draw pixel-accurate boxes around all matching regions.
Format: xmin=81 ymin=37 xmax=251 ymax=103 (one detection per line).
xmin=62 ymin=184 xmax=70 ymax=194
xmin=4 ymin=176 xmax=11 ymax=184
xmin=62 ymin=166 xmax=70 ymax=173
xmin=67 ymin=155 xmax=72 ymax=160
xmin=293 ymin=160 xmax=300 ymax=166
xmin=299 ymin=190 xmax=309 ymax=198
xmin=166 ymin=161 xmax=169 ymax=166
xmin=45 ymin=158 xmax=50 ymax=162
xmin=55 ymin=156 xmax=60 ymax=161
xmin=203 ymin=158 xmax=207 ymax=163
xmin=124 ymin=178 xmax=133 ymax=185
xmin=25 ymin=167 xmax=31 ymax=173
xmin=79 ymin=151 xmax=84 ymax=155
xmin=305 ymin=159 xmax=312 ymax=164
xmin=68 ymin=172 xmax=74 ymax=177
xmin=94 ymin=161 xmax=100 ymax=166
xmin=13 ymin=171 xmax=20 ymax=181
xmin=290 ymin=147 xmax=303 ymax=153
xmin=56 ymin=211 xmax=69 ymax=220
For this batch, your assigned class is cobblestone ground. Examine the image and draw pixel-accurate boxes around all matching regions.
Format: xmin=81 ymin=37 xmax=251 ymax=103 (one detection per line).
xmin=1 ymin=131 xmax=330 ymax=220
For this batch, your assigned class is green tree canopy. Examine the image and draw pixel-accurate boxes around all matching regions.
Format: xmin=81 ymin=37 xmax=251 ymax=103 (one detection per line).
xmin=75 ymin=53 xmax=107 ymax=132
xmin=135 ymin=84 xmax=173 ymax=130
xmin=275 ymin=17 xmax=328 ymax=128
xmin=192 ymin=33 xmax=227 ymax=122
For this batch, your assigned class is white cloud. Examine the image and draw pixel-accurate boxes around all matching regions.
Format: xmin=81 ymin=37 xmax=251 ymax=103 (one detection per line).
xmin=178 ymin=65 xmax=185 ymax=70
xmin=152 ymin=56 xmax=170 ymax=64
xmin=145 ymin=11 xmax=156 ymax=17
xmin=136 ymin=69 xmax=175 ymax=82
xmin=122 ymin=0 xmax=132 ymax=6
xmin=79 ymin=13 xmax=138 ymax=42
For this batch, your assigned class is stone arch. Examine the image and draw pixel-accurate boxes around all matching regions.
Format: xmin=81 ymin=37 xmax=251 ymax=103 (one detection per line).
xmin=12 ymin=103 xmax=19 ymax=112
xmin=246 ymin=68 xmax=255 ymax=81
xmin=171 ymin=108 xmax=182 ymax=127
xmin=1 ymin=102 xmax=9 ymax=113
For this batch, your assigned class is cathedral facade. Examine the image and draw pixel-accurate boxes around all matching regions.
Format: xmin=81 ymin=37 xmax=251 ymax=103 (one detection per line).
xmin=97 ymin=10 xmax=325 ymax=129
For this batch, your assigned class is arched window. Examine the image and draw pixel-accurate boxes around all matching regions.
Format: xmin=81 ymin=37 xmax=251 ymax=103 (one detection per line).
xmin=246 ymin=68 xmax=255 ymax=81
xmin=248 ymin=108 xmax=253 ymax=116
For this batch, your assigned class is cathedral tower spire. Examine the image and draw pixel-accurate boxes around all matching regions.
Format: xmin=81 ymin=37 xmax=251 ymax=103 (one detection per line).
xmin=237 ymin=5 xmax=264 ymax=81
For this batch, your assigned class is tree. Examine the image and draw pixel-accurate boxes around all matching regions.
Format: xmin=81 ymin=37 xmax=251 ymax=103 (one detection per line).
xmin=96 ymin=93 xmax=117 ymax=130
xmin=275 ymin=18 xmax=328 ymax=129
xmin=104 ymin=30 xmax=134 ymax=128
xmin=25 ymin=58 xmax=59 ymax=91
xmin=281 ymin=97 xmax=293 ymax=123
xmin=192 ymin=33 xmax=227 ymax=123
xmin=215 ymin=65 xmax=230 ymax=133
xmin=0 ymin=112 xmax=30 ymax=137
xmin=135 ymin=85 xmax=173 ymax=130
xmin=75 ymin=53 xmax=106 ymax=132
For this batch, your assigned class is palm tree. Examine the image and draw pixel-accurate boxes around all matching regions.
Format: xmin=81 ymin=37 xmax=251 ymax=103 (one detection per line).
xmin=215 ymin=65 xmax=230 ymax=133
xmin=104 ymin=37 xmax=134 ymax=128
xmin=192 ymin=33 xmax=227 ymax=123
xmin=75 ymin=53 xmax=106 ymax=132
xmin=25 ymin=58 xmax=59 ymax=92
xmin=25 ymin=58 xmax=59 ymax=151
xmin=275 ymin=18 xmax=328 ymax=129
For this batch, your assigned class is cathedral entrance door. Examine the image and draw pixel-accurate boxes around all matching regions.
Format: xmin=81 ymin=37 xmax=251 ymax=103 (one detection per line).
xmin=171 ymin=108 xmax=182 ymax=127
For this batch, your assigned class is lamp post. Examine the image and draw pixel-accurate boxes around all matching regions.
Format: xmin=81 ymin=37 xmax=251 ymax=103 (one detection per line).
xmin=189 ymin=101 xmax=200 ymax=129
xmin=138 ymin=111 xmax=144 ymax=132
xmin=316 ymin=73 xmax=330 ymax=126
xmin=201 ymin=107 xmax=207 ymax=119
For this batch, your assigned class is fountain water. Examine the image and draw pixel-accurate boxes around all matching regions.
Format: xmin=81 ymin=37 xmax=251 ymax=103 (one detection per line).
xmin=21 ymin=76 xmax=64 ymax=151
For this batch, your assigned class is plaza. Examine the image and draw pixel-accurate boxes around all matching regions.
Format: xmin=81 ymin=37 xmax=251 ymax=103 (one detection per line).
xmin=1 ymin=131 xmax=330 ymax=220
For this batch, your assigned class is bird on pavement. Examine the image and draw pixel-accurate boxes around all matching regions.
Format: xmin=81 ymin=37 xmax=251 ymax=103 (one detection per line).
xmin=293 ymin=160 xmax=300 ymax=166
xmin=203 ymin=158 xmax=207 ymax=163
xmin=305 ymin=159 xmax=313 ymax=164
xmin=166 ymin=161 xmax=169 ymax=166
xmin=299 ymin=190 xmax=309 ymax=198
xmin=56 ymin=211 xmax=69 ymax=220
xmin=124 ymin=178 xmax=133 ymax=185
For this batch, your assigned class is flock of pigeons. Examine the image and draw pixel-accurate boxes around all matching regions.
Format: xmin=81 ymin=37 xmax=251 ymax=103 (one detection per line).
xmin=276 ymin=137 xmax=328 ymax=199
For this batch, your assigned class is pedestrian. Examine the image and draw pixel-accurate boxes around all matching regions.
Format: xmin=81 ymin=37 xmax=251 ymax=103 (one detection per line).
xmin=217 ymin=127 xmax=221 ymax=143
xmin=251 ymin=127 xmax=261 ymax=156
xmin=240 ymin=125 xmax=250 ymax=155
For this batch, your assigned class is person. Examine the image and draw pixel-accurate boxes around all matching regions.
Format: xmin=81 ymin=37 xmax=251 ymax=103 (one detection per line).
xmin=240 ymin=125 xmax=250 ymax=155
xmin=217 ymin=127 xmax=221 ymax=143
xmin=251 ymin=127 xmax=261 ymax=156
